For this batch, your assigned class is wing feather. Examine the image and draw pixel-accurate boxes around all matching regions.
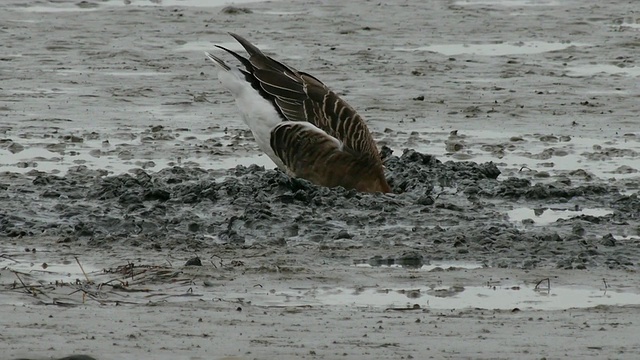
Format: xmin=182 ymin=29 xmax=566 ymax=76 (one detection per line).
xmin=209 ymin=33 xmax=389 ymax=192
xmin=270 ymin=121 xmax=367 ymax=188
xmin=222 ymin=33 xmax=380 ymax=162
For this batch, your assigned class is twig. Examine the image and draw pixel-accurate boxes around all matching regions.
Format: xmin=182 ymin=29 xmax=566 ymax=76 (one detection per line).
xmin=0 ymin=254 xmax=20 ymax=263
xmin=75 ymin=256 xmax=91 ymax=283
xmin=68 ymin=288 xmax=109 ymax=305
xmin=12 ymin=271 xmax=33 ymax=295
xmin=11 ymin=271 xmax=52 ymax=298
xmin=434 ymin=189 xmax=446 ymax=200
xmin=534 ymin=278 xmax=550 ymax=291
xmin=210 ymin=254 xmax=224 ymax=268
xmin=97 ymin=278 xmax=127 ymax=288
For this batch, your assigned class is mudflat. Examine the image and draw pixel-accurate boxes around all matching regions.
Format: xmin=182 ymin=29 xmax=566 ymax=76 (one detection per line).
xmin=1 ymin=0 xmax=639 ymax=359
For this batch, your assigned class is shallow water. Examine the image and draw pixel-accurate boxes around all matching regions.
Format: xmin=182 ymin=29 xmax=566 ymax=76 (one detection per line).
xmin=2 ymin=126 xmax=637 ymax=182
xmin=353 ymin=261 xmax=484 ymax=271
xmin=507 ymin=207 xmax=613 ymax=225
xmin=395 ymin=41 xmax=589 ymax=56
xmin=566 ymin=64 xmax=640 ymax=78
xmin=183 ymin=278 xmax=640 ymax=311
xmin=273 ymin=284 xmax=640 ymax=311
xmin=0 ymin=129 xmax=276 ymax=175
xmin=0 ymin=247 xmax=103 ymax=284
xmin=5 ymin=249 xmax=635 ymax=312
xmin=387 ymin=129 xmax=639 ymax=182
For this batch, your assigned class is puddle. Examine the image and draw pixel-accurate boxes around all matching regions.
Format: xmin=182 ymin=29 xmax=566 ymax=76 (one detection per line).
xmin=384 ymin=128 xmax=640 ymax=181
xmin=318 ymin=285 xmax=640 ymax=310
xmin=566 ymin=64 xmax=640 ymax=78
xmin=0 ymin=129 xmax=276 ymax=176
xmin=507 ymin=207 xmax=613 ymax=225
xmin=394 ymin=41 xmax=588 ymax=56
xmin=4 ymin=250 xmax=638 ymax=311
xmin=611 ymin=22 xmax=640 ymax=30
xmin=421 ymin=262 xmax=484 ymax=271
xmin=3 ymin=124 xmax=637 ymax=181
xmin=0 ymin=247 xmax=103 ymax=284
xmin=0 ymin=145 xmax=275 ymax=175
xmin=11 ymin=0 xmax=268 ymax=12
xmin=217 ymin=283 xmax=640 ymax=311
xmin=613 ymin=235 xmax=640 ymax=241
xmin=354 ymin=259 xmax=484 ymax=271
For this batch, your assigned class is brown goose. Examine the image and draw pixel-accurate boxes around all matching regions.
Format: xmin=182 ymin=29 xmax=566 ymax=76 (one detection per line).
xmin=205 ymin=33 xmax=391 ymax=193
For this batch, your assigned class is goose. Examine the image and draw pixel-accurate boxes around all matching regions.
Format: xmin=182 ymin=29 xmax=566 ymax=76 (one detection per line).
xmin=204 ymin=33 xmax=392 ymax=193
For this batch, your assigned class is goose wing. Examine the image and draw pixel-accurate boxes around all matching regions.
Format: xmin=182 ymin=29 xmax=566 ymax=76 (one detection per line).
xmin=270 ymin=121 xmax=372 ymax=189
xmin=219 ymin=33 xmax=382 ymax=164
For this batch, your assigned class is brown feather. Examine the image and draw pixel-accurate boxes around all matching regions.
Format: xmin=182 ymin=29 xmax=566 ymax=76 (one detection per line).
xmin=270 ymin=122 xmax=390 ymax=193
xmin=213 ymin=33 xmax=392 ymax=193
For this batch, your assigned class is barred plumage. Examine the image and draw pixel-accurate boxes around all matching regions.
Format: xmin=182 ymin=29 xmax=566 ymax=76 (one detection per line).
xmin=205 ymin=33 xmax=391 ymax=193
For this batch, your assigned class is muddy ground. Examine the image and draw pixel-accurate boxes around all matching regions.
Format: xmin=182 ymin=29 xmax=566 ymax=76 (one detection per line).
xmin=1 ymin=0 xmax=640 ymax=359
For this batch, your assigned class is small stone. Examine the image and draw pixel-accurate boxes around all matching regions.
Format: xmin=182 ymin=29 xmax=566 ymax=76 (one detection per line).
xmin=572 ymin=224 xmax=585 ymax=236
xmin=601 ymin=234 xmax=616 ymax=247
xmin=221 ymin=6 xmax=252 ymax=14
xmin=185 ymin=257 xmax=202 ymax=266
xmin=416 ymin=195 xmax=434 ymax=205
xmin=335 ymin=230 xmax=352 ymax=239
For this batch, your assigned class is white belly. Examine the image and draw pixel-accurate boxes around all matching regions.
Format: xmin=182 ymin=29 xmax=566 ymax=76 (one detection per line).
xmin=218 ymin=69 xmax=286 ymax=170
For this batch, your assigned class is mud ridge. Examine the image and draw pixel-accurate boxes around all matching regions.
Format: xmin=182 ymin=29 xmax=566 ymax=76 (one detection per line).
xmin=1 ymin=148 xmax=635 ymax=270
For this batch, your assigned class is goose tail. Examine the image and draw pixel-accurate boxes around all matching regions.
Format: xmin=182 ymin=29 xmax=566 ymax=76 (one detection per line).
xmin=204 ymin=52 xmax=230 ymax=71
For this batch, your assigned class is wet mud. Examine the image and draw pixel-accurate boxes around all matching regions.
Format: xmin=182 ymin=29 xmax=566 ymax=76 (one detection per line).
xmin=1 ymin=0 xmax=640 ymax=359
xmin=1 ymin=145 xmax=636 ymax=270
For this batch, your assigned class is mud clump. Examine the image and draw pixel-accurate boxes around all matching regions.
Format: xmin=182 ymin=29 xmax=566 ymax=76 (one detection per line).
xmin=220 ymin=6 xmax=253 ymax=14
xmin=0 ymin=148 xmax=635 ymax=270
xmin=382 ymin=147 xmax=500 ymax=194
